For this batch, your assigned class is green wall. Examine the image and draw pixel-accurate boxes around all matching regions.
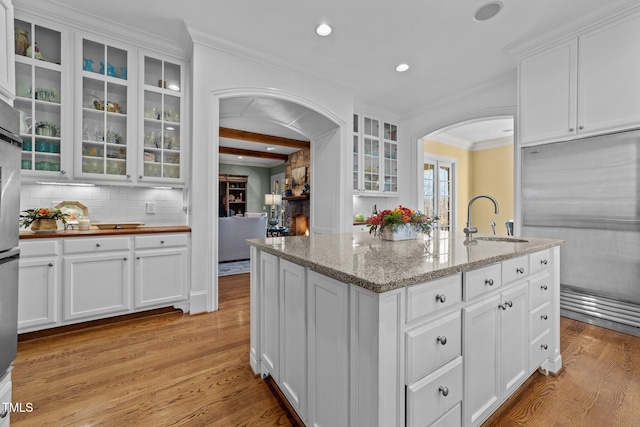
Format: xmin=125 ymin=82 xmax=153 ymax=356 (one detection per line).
xmin=219 ymin=163 xmax=271 ymax=213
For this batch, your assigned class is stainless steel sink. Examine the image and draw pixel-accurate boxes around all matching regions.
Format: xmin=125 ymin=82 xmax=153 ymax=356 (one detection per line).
xmin=474 ymin=236 xmax=529 ymax=243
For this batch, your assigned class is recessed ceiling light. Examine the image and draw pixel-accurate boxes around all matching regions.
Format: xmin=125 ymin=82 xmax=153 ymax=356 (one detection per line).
xmin=316 ymin=23 xmax=332 ymax=37
xmin=395 ymin=63 xmax=410 ymax=72
xmin=474 ymin=2 xmax=503 ymax=22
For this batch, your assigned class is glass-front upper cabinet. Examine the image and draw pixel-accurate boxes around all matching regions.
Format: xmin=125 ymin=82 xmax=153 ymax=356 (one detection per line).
xmin=14 ymin=17 xmax=69 ymax=177
xmin=140 ymin=54 xmax=184 ymax=183
xmin=77 ymin=36 xmax=132 ymax=180
xmin=352 ymin=113 xmax=359 ymax=190
xmin=383 ymin=122 xmax=398 ymax=192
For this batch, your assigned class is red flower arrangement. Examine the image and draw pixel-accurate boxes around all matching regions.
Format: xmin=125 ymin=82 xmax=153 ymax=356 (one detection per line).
xmin=366 ymin=206 xmax=437 ymax=236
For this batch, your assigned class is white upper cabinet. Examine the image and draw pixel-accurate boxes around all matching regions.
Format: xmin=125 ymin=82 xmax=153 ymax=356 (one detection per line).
xmin=517 ymin=8 xmax=640 ymax=145
xmin=0 ymin=0 xmax=15 ymax=102
xmin=352 ymin=113 xmax=398 ymax=195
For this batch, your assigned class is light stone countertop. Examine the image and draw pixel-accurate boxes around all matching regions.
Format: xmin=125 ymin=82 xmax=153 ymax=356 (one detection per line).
xmin=247 ymin=231 xmax=563 ymax=293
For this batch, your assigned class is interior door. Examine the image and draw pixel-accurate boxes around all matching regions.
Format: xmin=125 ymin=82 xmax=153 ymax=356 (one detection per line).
xmin=424 ymin=158 xmax=455 ymax=233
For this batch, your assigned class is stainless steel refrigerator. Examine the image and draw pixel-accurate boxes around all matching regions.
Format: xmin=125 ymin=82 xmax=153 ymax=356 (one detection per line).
xmin=0 ymin=99 xmax=21 ymax=381
xmin=521 ymin=130 xmax=640 ymax=336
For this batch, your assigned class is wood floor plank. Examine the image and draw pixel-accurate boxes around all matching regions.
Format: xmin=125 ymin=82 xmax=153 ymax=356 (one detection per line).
xmin=11 ymin=273 xmax=640 ymax=426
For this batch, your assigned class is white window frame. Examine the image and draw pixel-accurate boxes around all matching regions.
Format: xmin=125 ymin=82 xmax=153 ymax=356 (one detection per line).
xmin=424 ymin=154 xmax=457 ymax=233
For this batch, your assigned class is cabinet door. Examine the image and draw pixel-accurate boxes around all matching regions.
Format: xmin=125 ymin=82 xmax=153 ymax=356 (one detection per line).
xmin=382 ymin=122 xmax=398 ymax=193
xmin=0 ymin=0 xmax=14 ymax=102
xmin=134 ymin=247 xmax=187 ymax=308
xmin=362 ymin=116 xmax=381 ymax=192
xmin=577 ymin=12 xmax=640 ymax=136
xmin=63 ymin=252 xmax=131 ymax=321
xmin=279 ymin=259 xmax=306 ymax=420
xmin=260 ymin=251 xmax=279 ymax=380
xmin=352 ymin=113 xmax=360 ymax=191
xmin=18 ymin=257 xmax=58 ymax=331
xmin=463 ymin=294 xmax=500 ymax=427
xmin=500 ymin=282 xmax=529 ymax=398
xmin=518 ymin=39 xmax=577 ymax=145
xmin=307 ymin=271 xmax=349 ymax=427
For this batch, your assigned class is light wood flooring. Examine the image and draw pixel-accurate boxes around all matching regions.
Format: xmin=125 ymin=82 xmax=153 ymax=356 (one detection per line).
xmin=11 ymin=274 xmax=640 ymax=426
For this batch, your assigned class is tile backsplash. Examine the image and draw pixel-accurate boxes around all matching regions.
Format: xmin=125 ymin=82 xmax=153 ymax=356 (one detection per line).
xmin=20 ymin=184 xmax=188 ymax=226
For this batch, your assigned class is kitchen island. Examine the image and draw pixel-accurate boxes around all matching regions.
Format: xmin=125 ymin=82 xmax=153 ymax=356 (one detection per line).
xmin=248 ymin=231 xmax=562 ymax=427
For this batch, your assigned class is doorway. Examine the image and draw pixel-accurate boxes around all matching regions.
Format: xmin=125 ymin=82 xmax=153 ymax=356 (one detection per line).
xmin=424 ymin=156 xmax=456 ymax=233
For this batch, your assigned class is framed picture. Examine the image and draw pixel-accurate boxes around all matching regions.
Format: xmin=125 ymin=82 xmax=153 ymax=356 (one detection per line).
xmin=291 ymin=166 xmax=306 ymax=196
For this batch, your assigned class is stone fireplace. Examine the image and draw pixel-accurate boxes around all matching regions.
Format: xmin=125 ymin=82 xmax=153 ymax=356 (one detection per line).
xmin=284 ymin=198 xmax=310 ymax=236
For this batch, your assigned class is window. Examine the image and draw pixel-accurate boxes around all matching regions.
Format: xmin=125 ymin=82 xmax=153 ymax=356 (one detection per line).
xmin=424 ymin=157 xmax=455 ymax=233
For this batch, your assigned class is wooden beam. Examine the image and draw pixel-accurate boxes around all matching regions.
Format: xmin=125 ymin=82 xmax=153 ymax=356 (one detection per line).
xmin=219 ymin=127 xmax=310 ymax=150
xmin=219 ymin=146 xmax=288 ymax=161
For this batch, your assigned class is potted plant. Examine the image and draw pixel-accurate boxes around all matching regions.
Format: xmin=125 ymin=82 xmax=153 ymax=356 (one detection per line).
xmin=20 ymin=208 xmax=69 ymax=233
xmin=366 ymin=206 xmax=437 ymax=241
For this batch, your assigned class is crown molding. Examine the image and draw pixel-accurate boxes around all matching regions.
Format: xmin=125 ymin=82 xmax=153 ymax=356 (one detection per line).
xmin=428 ymin=134 xmax=473 ymax=151
xmin=184 ymin=21 xmax=359 ymax=97
xmin=472 ymin=136 xmax=513 ymax=151
xmin=353 ymin=103 xmax=401 ymax=123
xmin=505 ymin=0 xmax=640 ymax=59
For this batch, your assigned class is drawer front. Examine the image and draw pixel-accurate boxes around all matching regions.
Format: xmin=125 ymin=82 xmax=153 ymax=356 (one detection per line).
xmin=530 ymin=330 xmax=552 ymax=372
xmin=407 ymin=357 xmax=463 ymax=427
xmin=464 ymin=263 xmax=501 ymax=301
xmin=406 ymin=311 xmax=461 ymax=385
xmin=407 ymin=274 xmax=461 ymax=323
xmin=135 ymin=233 xmax=188 ymax=249
xmin=20 ymin=239 xmax=58 ymax=257
xmin=431 ymin=402 xmax=461 ymax=427
xmin=502 ymin=255 xmax=529 ymax=284
xmin=529 ymin=274 xmax=552 ymax=309
xmin=530 ymin=249 xmax=551 ymax=275
xmin=530 ymin=302 xmax=551 ymax=340
xmin=64 ymin=237 xmax=130 ymax=254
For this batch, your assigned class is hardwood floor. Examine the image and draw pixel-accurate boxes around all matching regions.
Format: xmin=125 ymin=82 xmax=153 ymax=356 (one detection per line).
xmin=11 ymin=274 xmax=640 ymax=426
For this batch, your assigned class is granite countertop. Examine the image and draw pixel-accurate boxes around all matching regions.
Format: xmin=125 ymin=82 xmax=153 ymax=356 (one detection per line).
xmin=247 ymin=231 xmax=562 ymax=293
xmin=19 ymin=225 xmax=191 ymax=239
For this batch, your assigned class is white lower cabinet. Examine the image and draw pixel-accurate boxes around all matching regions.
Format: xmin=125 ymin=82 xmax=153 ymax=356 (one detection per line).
xmin=18 ymin=241 xmax=59 ymax=332
xmin=260 ymin=251 xmax=279 ymax=380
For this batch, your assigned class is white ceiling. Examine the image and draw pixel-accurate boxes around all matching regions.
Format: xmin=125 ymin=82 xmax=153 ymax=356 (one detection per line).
xmin=429 ymin=117 xmax=514 ymax=150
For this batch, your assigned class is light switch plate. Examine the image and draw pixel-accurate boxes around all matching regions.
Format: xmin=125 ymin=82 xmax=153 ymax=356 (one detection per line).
xmin=146 ymin=202 xmax=156 ymax=214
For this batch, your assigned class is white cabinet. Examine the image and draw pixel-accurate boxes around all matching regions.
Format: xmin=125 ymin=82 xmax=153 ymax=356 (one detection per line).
xmin=463 ymin=281 xmax=528 ymax=427
xmin=352 ymin=113 xmax=398 ymax=195
xmin=134 ymin=234 xmax=188 ymax=309
xmin=0 ymin=371 xmax=11 ymax=427
xmin=18 ymin=240 xmax=59 ymax=332
xmin=260 ymin=251 xmax=279 ymax=380
xmin=307 ymin=270 xmax=349 ymax=427
xmin=518 ymin=10 xmax=640 ymax=145
xmin=0 ymin=0 xmax=14 ymax=102
xmin=63 ymin=237 xmax=132 ymax=321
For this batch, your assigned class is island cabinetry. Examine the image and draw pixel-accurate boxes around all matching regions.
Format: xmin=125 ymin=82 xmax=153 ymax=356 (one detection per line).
xmin=517 ymin=9 xmax=640 ymax=145
xmin=63 ymin=237 xmax=132 ymax=321
xmin=260 ymin=251 xmax=279 ymax=380
xmin=17 ymin=240 xmax=59 ymax=331
xmin=134 ymin=234 xmax=188 ymax=309
xmin=528 ymin=249 xmax=554 ymax=372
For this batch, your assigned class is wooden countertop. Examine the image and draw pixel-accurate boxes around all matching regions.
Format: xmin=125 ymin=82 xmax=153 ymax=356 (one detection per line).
xmin=19 ymin=225 xmax=191 ymax=239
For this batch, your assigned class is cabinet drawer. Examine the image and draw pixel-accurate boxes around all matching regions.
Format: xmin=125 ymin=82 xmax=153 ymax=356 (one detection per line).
xmin=135 ymin=234 xmax=188 ymax=249
xmin=529 ymin=249 xmax=551 ymax=275
xmin=530 ymin=330 xmax=552 ymax=372
xmin=502 ymin=255 xmax=529 ymax=284
xmin=64 ymin=237 xmax=130 ymax=254
xmin=20 ymin=240 xmax=58 ymax=257
xmin=529 ymin=274 xmax=552 ymax=309
xmin=430 ymin=402 xmax=461 ymax=427
xmin=464 ymin=263 xmax=501 ymax=301
xmin=406 ymin=311 xmax=461 ymax=385
xmin=530 ymin=302 xmax=551 ymax=340
xmin=406 ymin=357 xmax=462 ymax=427
xmin=406 ymin=274 xmax=461 ymax=323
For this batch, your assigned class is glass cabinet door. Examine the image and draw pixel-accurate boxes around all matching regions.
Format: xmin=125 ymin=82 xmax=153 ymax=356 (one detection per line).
xmin=383 ymin=122 xmax=398 ymax=192
xmin=353 ymin=113 xmax=359 ymax=190
xmin=79 ymin=38 xmax=130 ymax=178
xmin=141 ymin=56 xmax=182 ymax=182
xmin=363 ymin=116 xmax=380 ymax=191
xmin=14 ymin=18 xmax=65 ymax=175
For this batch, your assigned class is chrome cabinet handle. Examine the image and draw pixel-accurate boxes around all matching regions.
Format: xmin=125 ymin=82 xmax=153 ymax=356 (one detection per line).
xmin=137 ymin=256 xmax=141 ymax=260
xmin=0 ymin=408 xmax=7 ymax=419
xmin=540 ymin=259 xmax=548 ymax=265
xmin=437 ymin=336 xmax=447 ymax=345
xmin=96 ymin=243 xmax=101 ymax=247
xmin=499 ymin=301 xmax=513 ymax=310
xmin=541 ymin=314 xmax=548 ymax=320
xmin=48 ymin=262 xmax=53 ymax=267
xmin=439 ymin=386 xmax=449 ymax=397
xmin=60 ymin=170 xmax=66 ymax=175
xmin=516 ymin=267 xmax=524 ymax=274
xmin=541 ymin=344 xmax=548 ymax=350
xmin=160 ymin=240 xmax=165 ymax=244
xmin=541 ymin=284 xmax=548 ymax=290
xmin=579 ymin=125 xmax=584 ymax=130
xmin=485 ymin=278 xmax=494 ymax=286
xmin=435 ymin=294 xmax=446 ymax=303
xmin=569 ymin=128 xmax=575 ymax=132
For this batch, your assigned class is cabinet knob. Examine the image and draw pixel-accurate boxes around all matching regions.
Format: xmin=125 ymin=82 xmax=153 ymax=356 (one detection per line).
xmin=435 ymin=294 xmax=446 ymax=303
xmin=160 ymin=240 xmax=165 ymax=244
xmin=569 ymin=128 xmax=575 ymax=132
xmin=541 ymin=284 xmax=548 ymax=291
xmin=437 ymin=336 xmax=447 ymax=345
xmin=60 ymin=170 xmax=66 ymax=175
xmin=139 ymin=175 xmax=144 ymax=179
xmin=438 ymin=386 xmax=449 ymax=397
xmin=541 ymin=344 xmax=548 ymax=350
xmin=540 ymin=259 xmax=548 ymax=265
xmin=516 ymin=267 xmax=524 ymax=274
xmin=485 ymin=278 xmax=494 ymax=286
xmin=127 ymin=174 xmax=131 ymax=178
xmin=541 ymin=314 xmax=548 ymax=320
xmin=0 ymin=408 xmax=7 ymax=419
xmin=499 ymin=301 xmax=513 ymax=310
xmin=48 ymin=262 xmax=54 ymax=267
xmin=96 ymin=243 xmax=101 ymax=247
xmin=579 ymin=125 xmax=584 ymax=130
xmin=136 ymin=256 xmax=141 ymax=260
xmin=123 ymin=257 xmax=128 ymax=261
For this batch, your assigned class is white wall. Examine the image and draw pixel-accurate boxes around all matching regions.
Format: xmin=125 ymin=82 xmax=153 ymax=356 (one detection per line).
xmin=187 ymin=29 xmax=354 ymax=312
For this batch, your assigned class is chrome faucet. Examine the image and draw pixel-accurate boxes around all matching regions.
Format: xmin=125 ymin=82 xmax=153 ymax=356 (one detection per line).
xmin=464 ymin=195 xmax=499 ymax=239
